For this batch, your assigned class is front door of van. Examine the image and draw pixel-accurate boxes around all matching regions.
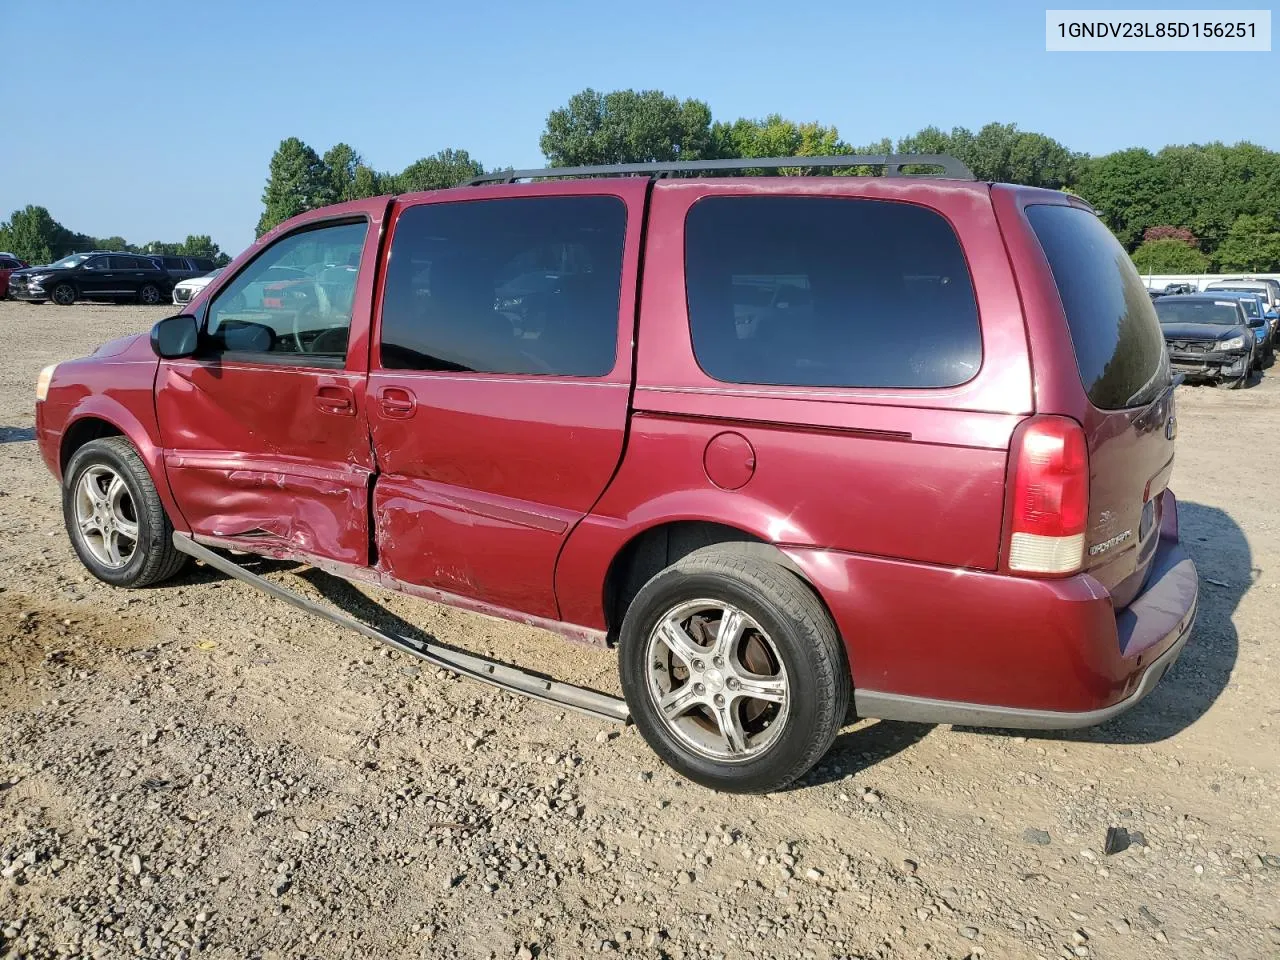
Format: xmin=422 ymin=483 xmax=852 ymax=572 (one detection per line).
xmin=155 ymin=209 xmax=385 ymax=567
xmin=366 ymin=182 xmax=646 ymax=618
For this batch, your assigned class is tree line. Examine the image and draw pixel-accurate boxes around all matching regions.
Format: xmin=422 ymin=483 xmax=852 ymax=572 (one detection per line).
xmin=0 ymin=205 xmax=230 ymax=267
xmin=256 ymin=89 xmax=1280 ymax=274
xmin=6 ymin=87 xmax=1278 ymax=273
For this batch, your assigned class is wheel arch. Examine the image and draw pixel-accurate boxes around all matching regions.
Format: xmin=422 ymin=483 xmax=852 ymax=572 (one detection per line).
xmin=601 ymin=519 xmax=818 ymax=639
xmin=58 ymin=401 xmax=190 ymax=533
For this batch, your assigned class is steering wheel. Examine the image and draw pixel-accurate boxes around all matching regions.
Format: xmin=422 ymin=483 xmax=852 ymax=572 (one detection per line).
xmin=286 ymin=285 xmax=316 ymax=353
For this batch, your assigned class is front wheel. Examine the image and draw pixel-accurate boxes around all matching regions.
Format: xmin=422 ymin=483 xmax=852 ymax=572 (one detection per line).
xmin=138 ymin=284 xmax=162 ymax=305
xmin=63 ymin=437 xmax=187 ymax=587
xmin=51 ymin=283 xmax=76 ymax=306
xmin=618 ymin=546 xmax=849 ymax=793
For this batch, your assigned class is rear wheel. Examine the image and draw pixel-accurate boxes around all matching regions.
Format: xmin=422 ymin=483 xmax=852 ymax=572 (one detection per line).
xmin=138 ymin=283 xmax=162 ymax=305
xmin=52 ymin=283 xmax=76 ymax=306
xmin=63 ymin=437 xmax=187 ymax=587
xmin=618 ymin=546 xmax=849 ymax=793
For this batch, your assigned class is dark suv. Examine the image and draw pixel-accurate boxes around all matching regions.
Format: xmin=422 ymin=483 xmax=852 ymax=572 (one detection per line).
xmin=34 ymin=156 xmax=1199 ymax=793
xmin=11 ymin=252 xmax=174 ymax=306
xmin=148 ymin=255 xmax=220 ymax=282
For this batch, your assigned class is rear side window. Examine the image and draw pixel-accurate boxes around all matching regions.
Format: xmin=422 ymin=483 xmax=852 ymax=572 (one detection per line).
xmin=380 ymin=196 xmax=626 ymax=377
xmin=684 ymin=196 xmax=981 ymax=388
xmin=1027 ymin=204 xmax=1170 ymax=410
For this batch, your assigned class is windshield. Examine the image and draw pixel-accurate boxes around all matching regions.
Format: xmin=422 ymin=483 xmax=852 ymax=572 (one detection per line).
xmin=1155 ymin=299 xmax=1243 ymax=326
xmin=49 ymin=254 xmax=92 ymax=269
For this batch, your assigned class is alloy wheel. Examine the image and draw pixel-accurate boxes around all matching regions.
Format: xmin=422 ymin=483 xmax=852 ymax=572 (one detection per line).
xmin=644 ymin=598 xmax=789 ymax=762
xmin=73 ymin=465 xmax=139 ymax=569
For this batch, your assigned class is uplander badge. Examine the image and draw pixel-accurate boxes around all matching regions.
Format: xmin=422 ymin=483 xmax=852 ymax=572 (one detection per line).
xmin=1089 ymin=529 xmax=1133 ymax=556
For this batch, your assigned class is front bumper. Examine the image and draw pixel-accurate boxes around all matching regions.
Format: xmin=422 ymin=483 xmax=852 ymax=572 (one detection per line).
xmin=1169 ymin=351 xmax=1248 ymax=379
xmin=784 ymin=489 xmax=1199 ymax=728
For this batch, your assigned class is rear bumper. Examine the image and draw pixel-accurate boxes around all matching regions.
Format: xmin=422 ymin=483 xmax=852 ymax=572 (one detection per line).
xmin=784 ymin=489 xmax=1198 ymax=728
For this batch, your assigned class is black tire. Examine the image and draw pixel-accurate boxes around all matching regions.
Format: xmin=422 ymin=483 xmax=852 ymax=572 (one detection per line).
xmin=51 ymin=282 xmax=76 ymax=306
xmin=63 ymin=437 xmax=187 ymax=588
xmin=138 ymin=283 xmax=162 ymax=306
xmin=618 ymin=545 xmax=850 ymax=793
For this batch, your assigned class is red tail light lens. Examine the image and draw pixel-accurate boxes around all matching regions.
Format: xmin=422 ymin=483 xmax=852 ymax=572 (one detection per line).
xmin=1008 ymin=416 xmax=1088 ymax=574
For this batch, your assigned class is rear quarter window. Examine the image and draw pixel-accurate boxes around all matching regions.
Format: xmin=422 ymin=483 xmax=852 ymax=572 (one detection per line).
xmin=1026 ymin=204 xmax=1170 ymax=410
xmin=684 ymin=196 xmax=981 ymax=389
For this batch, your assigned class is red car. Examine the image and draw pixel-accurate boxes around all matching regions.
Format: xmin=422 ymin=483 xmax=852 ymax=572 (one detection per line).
xmin=34 ymin=156 xmax=1198 ymax=793
xmin=0 ymin=254 xmax=28 ymax=297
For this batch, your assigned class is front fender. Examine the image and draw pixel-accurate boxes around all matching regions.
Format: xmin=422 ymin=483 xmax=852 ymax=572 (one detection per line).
xmin=55 ymin=394 xmax=190 ymax=534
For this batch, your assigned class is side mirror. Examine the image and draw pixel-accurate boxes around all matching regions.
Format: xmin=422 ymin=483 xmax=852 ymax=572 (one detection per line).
xmin=1247 ymin=317 xmax=1265 ymax=328
xmin=1267 ymin=310 xmax=1279 ymax=320
xmin=150 ymin=314 xmax=199 ymax=359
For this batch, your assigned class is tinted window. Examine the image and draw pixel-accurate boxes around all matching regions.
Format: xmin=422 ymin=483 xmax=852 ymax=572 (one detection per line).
xmin=380 ymin=196 xmax=626 ymax=377
xmin=81 ymin=257 xmax=109 ymax=271
xmin=1155 ymin=299 xmax=1245 ymax=326
xmin=205 ymin=221 xmax=367 ymax=363
xmin=684 ymin=196 xmax=980 ymax=388
xmin=1026 ymin=205 xmax=1169 ymax=410
xmin=163 ymin=257 xmax=186 ymax=270
xmin=193 ymin=258 xmax=217 ymax=271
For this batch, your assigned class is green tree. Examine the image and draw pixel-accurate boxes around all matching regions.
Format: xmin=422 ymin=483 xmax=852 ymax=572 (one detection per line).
xmin=351 ymin=164 xmax=387 ymax=199
xmin=321 ymin=143 xmax=363 ymax=204
xmin=1131 ymin=238 xmax=1210 ymax=274
xmin=0 ymin=205 xmax=75 ymax=263
xmin=257 ymin=137 xmax=329 ymax=237
xmin=1215 ymin=214 xmax=1280 ymax=272
xmin=1075 ymin=148 xmax=1171 ymax=249
xmin=541 ymin=88 xmax=715 ymax=166
xmin=896 ymin=123 xmax=1078 ymax=187
xmin=395 ymin=148 xmax=484 ymax=192
xmin=710 ymin=115 xmax=850 ymax=172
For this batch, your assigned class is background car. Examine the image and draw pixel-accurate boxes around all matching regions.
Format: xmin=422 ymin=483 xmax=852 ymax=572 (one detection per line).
xmin=1154 ymin=294 xmax=1261 ymax=387
xmin=0 ymin=254 xmax=28 ymax=297
xmin=1205 ymin=277 xmax=1280 ymax=310
xmin=172 ymin=267 xmax=223 ymax=306
xmin=148 ymin=255 xmax=220 ymax=283
xmin=8 ymin=252 xmax=174 ymax=306
xmin=1209 ymin=290 xmax=1276 ymax=366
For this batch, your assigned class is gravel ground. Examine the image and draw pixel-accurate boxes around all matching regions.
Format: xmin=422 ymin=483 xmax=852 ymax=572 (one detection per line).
xmin=0 ymin=300 xmax=1278 ymax=960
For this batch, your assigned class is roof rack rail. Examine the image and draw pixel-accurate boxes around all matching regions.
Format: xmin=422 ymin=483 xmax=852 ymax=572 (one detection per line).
xmin=467 ymin=154 xmax=975 ymax=185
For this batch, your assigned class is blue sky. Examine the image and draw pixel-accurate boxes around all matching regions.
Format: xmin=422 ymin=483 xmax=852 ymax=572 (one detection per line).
xmin=1 ymin=0 xmax=1274 ymax=255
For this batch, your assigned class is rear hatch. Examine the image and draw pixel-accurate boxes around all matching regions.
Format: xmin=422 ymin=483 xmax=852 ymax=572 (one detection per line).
xmin=1025 ymin=204 xmax=1176 ymax=608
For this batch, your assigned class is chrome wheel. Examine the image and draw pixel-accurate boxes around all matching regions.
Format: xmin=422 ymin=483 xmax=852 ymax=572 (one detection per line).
xmin=73 ymin=465 xmax=138 ymax=569
xmin=52 ymin=284 xmax=75 ymax=305
xmin=644 ymin=598 xmax=789 ymax=762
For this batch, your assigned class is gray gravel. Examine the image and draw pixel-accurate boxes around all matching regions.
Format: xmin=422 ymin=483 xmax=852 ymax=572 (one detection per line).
xmin=1 ymin=301 xmax=1278 ymax=958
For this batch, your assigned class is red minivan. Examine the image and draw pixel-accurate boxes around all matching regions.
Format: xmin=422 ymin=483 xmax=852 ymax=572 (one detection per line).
xmin=34 ymin=156 xmax=1198 ymax=793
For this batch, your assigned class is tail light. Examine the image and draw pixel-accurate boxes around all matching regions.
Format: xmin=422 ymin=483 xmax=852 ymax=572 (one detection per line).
xmin=1007 ymin=416 xmax=1088 ymax=575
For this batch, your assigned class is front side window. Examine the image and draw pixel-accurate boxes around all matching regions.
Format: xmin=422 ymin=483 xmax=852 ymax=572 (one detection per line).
xmin=81 ymin=257 xmax=109 ymax=271
xmin=685 ymin=196 xmax=982 ymax=389
xmin=379 ymin=196 xmax=626 ymax=377
xmin=205 ymin=220 xmax=367 ymax=362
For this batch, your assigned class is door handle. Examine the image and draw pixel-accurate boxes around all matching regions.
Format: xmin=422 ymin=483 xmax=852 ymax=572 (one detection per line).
xmin=378 ymin=386 xmax=417 ymax=419
xmin=315 ymin=384 xmax=355 ymax=416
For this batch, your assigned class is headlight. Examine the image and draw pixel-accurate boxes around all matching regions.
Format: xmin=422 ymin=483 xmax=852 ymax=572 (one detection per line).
xmin=1217 ymin=336 xmax=1245 ymax=352
xmin=35 ymin=363 xmax=57 ymax=402
xmin=29 ymin=273 xmax=51 ymax=284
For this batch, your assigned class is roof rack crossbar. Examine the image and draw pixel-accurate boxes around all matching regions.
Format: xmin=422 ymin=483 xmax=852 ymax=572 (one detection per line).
xmin=467 ymin=154 xmax=974 ymax=185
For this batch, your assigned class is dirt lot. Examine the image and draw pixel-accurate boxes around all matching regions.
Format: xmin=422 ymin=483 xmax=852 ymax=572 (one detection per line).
xmin=0 ymin=300 xmax=1277 ymax=960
